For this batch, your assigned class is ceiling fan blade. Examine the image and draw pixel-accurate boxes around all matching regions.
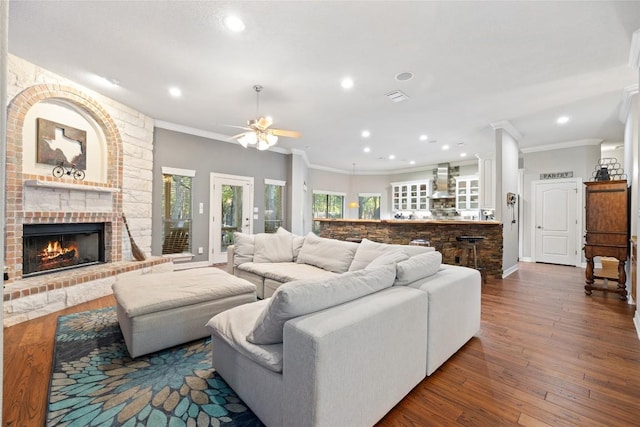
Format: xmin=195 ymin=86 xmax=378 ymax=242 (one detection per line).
xmin=230 ymin=131 xmax=251 ymax=139
xmin=223 ymin=124 xmax=252 ymax=131
xmin=271 ymin=128 xmax=301 ymax=138
xmin=257 ymin=117 xmax=273 ymax=130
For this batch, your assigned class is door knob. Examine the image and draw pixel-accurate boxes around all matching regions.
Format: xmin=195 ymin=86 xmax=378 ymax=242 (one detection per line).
xmin=537 ymin=226 xmax=542 ymax=229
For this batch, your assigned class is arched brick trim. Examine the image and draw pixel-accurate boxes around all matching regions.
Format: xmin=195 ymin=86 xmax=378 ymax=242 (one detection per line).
xmin=5 ymin=84 xmax=124 ymax=280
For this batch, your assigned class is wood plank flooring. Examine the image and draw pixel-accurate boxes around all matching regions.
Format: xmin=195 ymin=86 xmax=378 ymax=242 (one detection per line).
xmin=4 ymin=262 xmax=640 ymax=426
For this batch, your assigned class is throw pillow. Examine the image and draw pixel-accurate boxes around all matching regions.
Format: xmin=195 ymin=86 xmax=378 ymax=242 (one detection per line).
xmin=394 ymin=251 xmax=442 ymax=286
xmin=366 ymin=250 xmax=409 ymax=269
xmin=253 ymin=233 xmax=294 ymax=263
xmin=233 ymin=232 xmax=255 ymax=266
xmin=276 ymin=226 xmax=305 ymax=261
xmin=296 ymin=232 xmax=358 ymax=273
xmin=246 ymin=264 xmax=396 ymax=344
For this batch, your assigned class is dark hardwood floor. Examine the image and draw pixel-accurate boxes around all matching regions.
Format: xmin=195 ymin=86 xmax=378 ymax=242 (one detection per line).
xmin=4 ymin=262 xmax=640 ymax=426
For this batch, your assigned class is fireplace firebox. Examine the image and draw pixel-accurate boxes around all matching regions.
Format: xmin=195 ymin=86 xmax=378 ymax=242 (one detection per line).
xmin=22 ymin=223 xmax=105 ymax=277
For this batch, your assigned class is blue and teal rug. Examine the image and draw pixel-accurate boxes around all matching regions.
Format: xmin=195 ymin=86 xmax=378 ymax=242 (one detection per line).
xmin=47 ymin=307 xmax=263 ymax=426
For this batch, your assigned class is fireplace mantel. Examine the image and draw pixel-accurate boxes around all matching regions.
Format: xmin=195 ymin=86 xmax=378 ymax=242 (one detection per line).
xmin=24 ymin=179 xmax=120 ymax=194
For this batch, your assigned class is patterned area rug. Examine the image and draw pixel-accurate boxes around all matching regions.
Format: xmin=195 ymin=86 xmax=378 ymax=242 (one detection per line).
xmin=47 ymin=307 xmax=264 ymax=426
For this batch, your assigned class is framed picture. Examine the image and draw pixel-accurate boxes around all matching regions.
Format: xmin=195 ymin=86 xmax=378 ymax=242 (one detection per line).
xmin=36 ymin=118 xmax=87 ymax=170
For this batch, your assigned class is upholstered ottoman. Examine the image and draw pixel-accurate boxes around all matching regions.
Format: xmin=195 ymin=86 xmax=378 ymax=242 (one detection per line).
xmin=113 ymin=267 xmax=256 ymax=358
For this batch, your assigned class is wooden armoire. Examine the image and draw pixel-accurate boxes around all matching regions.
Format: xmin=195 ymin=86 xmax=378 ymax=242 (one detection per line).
xmin=583 ymin=180 xmax=629 ymax=300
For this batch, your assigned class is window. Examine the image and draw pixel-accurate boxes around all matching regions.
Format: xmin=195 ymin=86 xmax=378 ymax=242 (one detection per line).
xmin=358 ymin=193 xmax=381 ymax=219
xmin=265 ymin=179 xmax=286 ymax=233
xmin=161 ymin=167 xmax=194 ymax=254
xmin=312 ymin=191 xmax=345 ymax=233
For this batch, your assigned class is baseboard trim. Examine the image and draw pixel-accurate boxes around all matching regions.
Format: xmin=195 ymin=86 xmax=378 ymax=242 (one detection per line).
xmin=634 ymin=311 xmax=640 ymax=341
xmin=519 ymin=257 xmax=534 ymax=263
xmin=502 ymin=264 xmax=519 ymax=278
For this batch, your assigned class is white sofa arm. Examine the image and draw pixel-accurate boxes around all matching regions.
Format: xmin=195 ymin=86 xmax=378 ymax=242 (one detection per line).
xmin=226 ymin=245 xmax=235 ymax=274
xmin=410 ymin=264 xmax=481 ymax=375
xmin=282 ymin=287 xmax=428 ymax=427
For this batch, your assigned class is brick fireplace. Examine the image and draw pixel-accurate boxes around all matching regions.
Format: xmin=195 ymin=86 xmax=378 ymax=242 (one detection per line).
xmin=3 ymin=69 xmax=169 ymax=326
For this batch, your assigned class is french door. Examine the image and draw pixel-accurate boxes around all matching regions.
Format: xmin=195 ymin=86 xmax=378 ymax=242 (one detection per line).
xmin=210 ymin=173 xmax=254 ymax=264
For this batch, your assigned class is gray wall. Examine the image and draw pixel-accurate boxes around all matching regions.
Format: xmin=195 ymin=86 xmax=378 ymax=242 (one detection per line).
xmin=497 ymin=130 xmax=520 ymax=275
xmin=307 ymin=161 xmax=479 ymax=220
xmin=153 ymin=128 xmax=288 ymax=260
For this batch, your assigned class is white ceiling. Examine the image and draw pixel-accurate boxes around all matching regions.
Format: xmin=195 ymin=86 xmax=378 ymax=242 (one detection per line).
xmin=7 ymin=1 xmax=640 ymax=173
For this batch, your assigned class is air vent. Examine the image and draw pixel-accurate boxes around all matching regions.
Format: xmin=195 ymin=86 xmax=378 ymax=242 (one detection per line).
xmin=385 ymin=90 xmax=409 ymax=103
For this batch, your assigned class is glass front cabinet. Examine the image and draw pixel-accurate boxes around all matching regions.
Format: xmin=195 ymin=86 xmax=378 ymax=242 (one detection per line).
xmin=455 ymin=176 xmax=480 ymax=215
xmin=391 ymin=180 xmax=430 ymax=212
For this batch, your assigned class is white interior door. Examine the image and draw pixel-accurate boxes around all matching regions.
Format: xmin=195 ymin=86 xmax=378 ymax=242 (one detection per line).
xmin=533 ymin=180 xmax=579 ymax=266
xmin=210 ymin=173 xmax=253 ymax=264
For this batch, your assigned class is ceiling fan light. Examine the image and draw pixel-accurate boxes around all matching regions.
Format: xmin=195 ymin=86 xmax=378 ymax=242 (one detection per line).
xmin=257 ymin=139 xmax=271 ymax=151
xmin=266 ymin=133 xmax=278 ymax=145
xmin=238 ymin=133 xmax=257 ymax=148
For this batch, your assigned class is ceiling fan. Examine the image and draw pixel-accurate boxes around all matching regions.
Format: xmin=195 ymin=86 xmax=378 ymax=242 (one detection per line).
xmin=231 ymin=85 xmax=300 ymax=151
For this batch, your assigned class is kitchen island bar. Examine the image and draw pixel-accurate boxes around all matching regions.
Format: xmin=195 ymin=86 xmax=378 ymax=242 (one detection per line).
xmin=315 ymin=219 xmax=503 ymax=279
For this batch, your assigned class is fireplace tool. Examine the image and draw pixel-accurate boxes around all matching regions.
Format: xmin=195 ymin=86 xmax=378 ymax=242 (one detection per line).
xmin=122 ymin=214 xmax=146 ymax=261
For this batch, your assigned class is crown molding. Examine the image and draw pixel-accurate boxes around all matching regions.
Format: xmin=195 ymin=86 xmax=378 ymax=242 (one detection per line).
xmin=154 ymin=120 xmax=289 ymax=154
xmin=489 ymin=120 xmax=523 ymax=141
xmin=619 ymin=84 xmax=639 ymax=123
xmin=630 ymin=29 xmax=640 ymax=70
xmin=520 ymin=138 xmax=602 ymax=154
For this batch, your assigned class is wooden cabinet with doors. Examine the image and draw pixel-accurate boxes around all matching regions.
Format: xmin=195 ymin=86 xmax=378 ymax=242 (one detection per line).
xmin=583 ymin=180 xmax=629 ymax=300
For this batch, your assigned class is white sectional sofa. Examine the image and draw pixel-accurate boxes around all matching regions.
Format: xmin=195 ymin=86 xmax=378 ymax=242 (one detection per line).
xmin=209 ymin=229 xmax=481 ymax=426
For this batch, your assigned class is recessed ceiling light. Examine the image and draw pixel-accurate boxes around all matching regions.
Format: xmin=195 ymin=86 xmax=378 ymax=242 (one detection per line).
xmin=361 ymin=130 xmax=370 ymax=138
xmin=442 ymin=145 xmax=450 ymax=151
xmin=409 ymin=160 xmax=416 ymax=165
xmin=419 ymin=134 xmax=428 ymax=141
xmin=363 ymin=147 xmax=371 ymax=153
xmin=341 ymin=77 xmax=354 ymax=89
xmin=395 ymin=72 xmax=414 ymax=81
xmin=460 ymin=153 xmax=467 ymax=157
xmin=224 ymin=16 xmax=245 ymax=32
xmin=557 ymin=115 xmax=570 ymax=124
xmin=169 ymin=87 xmax=182 ymax=97
xmin=389 ymin=154 xmax=395 ymax=160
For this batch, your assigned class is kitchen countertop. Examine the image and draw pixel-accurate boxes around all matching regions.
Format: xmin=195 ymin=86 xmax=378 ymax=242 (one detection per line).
xmin=313 ymin=218 xmax=501 ymax=225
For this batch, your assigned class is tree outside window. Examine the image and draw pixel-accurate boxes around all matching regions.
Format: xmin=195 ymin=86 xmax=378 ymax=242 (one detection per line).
xmin=265 ymin=180 xmax=285 ymax=233
xmin=162 ymin=172 xmax=193 ymax=254
xmin=312 ymin=192 xmax=344 ymax=233
xmin=358 ymin=193 xmax=381 ymax=219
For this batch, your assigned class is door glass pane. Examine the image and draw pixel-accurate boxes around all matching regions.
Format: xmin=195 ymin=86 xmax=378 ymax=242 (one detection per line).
xmin=221 ymin=184 xmax=243 ymax=251
xmin=265 ymin=184 xmax=284 ymax=233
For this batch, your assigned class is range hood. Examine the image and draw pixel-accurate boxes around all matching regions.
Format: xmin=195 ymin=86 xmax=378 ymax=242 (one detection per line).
xmin=430 ymin=163 xmax=455 ymax=199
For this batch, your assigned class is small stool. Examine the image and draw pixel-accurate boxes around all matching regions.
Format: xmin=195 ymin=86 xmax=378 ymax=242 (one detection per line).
xmin=456 ymin=236 xmax=485 ymax=281
xmin=410 ymin=239 xmax=431 ymax=247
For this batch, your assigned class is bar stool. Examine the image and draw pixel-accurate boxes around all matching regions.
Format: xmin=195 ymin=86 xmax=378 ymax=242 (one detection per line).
xmin=456 ymin=235 xmax=485 ymax=281
xmin=410 ymin=239 xmax=431 ymax=247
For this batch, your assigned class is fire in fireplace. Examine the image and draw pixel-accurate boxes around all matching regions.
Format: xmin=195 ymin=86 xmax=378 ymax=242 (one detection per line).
xmin=22 ymin=223 xmax=105 ymax=277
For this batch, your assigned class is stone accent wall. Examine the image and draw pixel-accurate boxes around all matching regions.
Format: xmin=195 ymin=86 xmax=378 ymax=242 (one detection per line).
xmin=317 ymin=219 xmax=503 ymax=279
xmin=3 ymin=55 xmax=156 ymax=324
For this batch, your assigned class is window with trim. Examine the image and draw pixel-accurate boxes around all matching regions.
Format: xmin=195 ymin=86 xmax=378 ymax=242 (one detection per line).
xmin=161 ymin=167 xmax=194 ymax=254
xmin=312 ymin=191 xmax=345 ymax=233
xmin=265 ymin=179 xmax=286 ymax=233
xmin=358 ymin=193 xmax=381 ymax=219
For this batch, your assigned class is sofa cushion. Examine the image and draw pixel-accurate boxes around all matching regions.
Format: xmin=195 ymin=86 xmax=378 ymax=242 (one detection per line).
xmin=349 ymin=238 xmax=435 ymax=271
xmin=296 ymin=232 xmax=359 ymax=273
xmin=233 ymin=232 xmax=255 ymax=266
xmin=238 ymin=262 xmax=338 ymax=284
xmin=366 ymin=250 xmax=409 ymax=269
xmin=254 ymin=232 xmax=294 ymax=263
xmin=276 ymin=227 xmax=305 ymax=261
xmin=247 ymin=264 xmax=396 ymax=344
xmin=206 ymin=299 xmax=284 ymax=373
xmin=394 ymin=251 xmax=442 ymax=286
